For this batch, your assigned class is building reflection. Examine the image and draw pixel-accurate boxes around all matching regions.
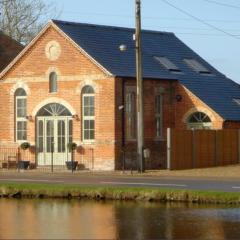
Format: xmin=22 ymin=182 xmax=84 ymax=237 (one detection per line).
xmin=0 ymin=199 xmax=238 ymax=239
xmin=0 ymin=199 xmax=117 ymax=239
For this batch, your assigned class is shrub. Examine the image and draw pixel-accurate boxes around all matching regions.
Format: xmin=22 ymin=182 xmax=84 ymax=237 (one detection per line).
xmin=67 ymin=142 xmax=77 ymax=150
xmin=20 ymin=142 xmax=30 ymax=150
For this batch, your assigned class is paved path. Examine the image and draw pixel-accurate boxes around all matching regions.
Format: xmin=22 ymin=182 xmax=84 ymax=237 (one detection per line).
xmin=0 ymin=172 xmax=240 ymax=192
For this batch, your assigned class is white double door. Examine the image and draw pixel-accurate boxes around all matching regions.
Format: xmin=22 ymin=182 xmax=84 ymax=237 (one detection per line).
xmin=37 ymin=117 xmax=72 ymax=166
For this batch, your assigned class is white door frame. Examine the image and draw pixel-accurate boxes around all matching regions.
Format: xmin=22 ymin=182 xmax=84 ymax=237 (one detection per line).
xmin=36 ymin=116 xmax=73 ymax=166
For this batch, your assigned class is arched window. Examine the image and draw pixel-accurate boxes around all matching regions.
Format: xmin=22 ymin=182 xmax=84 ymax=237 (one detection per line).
xmin=49 ymin=72 xmax=57 ymax=93
xmin=15 ymin=88 xmax=27 ymax=141
xmin=187 ymin=112 xmax=212 ymax=129
xmin=82 ymin=85 xmax=95 ymax=141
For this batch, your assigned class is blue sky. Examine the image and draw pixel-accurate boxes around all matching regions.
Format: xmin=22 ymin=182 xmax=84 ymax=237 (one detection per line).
xmin=48 ymin=0 xmax=240 ymax=83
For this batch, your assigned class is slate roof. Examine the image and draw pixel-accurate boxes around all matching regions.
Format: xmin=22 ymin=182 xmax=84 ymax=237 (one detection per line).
xmin=53 ymin=20 xmax=240 ymax=121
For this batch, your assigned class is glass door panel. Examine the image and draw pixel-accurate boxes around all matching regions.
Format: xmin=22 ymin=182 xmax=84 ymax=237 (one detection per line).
xmin=38 ymin=120 xmax=44 ymax=153
xmin=57 ymin=120 xmax=66 ymax=153
xmin=46 ymin=120 xmax=54 ymax=153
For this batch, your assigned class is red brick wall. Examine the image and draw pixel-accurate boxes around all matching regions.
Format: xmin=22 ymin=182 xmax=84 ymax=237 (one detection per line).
xmin=223 ymin=121 xmax=240 ymax=129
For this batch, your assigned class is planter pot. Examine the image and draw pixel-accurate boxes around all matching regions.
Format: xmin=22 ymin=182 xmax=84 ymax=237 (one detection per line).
xmin=18 ymin=161 xmax=30 ymax=170
xmin=65 ymin=161 xmax=78 ymax=171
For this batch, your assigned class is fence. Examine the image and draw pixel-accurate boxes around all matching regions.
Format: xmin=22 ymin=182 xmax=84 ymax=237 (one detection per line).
xmin=0 ymin=147 xmax=35 ymax=170
xmin=0 ymin=146 xmax=94 ymax=172
xmin=167 ymin=128 xmax=240 ymax=170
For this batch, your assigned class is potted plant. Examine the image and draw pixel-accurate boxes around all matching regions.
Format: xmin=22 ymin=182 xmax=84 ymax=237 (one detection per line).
xmin=67 ymin=142 xmax=77 ymax=151
xmin=18 ymin=142 xmax=31 ymax=170
xmin=65 ymin=142 xmax=78 ymax=171
xmin=20 ymin=142 xmax=30 ymax=150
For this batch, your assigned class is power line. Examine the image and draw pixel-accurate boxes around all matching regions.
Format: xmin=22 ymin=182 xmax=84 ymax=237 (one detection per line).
xmin=202 ymin=0 xmax=240 ymax=10
xmin=62 ymin=10 xmax=240 ymax=23
xmin=161 ymin=0 xmax=240 ymax=40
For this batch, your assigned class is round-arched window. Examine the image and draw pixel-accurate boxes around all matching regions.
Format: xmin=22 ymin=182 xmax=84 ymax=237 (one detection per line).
xmin=49 ymin=72 xmax=57 ymax=93
xmin=82 ymin=85 xmax=94 ymax=94
xmin=15 ymin=88 xmax=27 ymax=141
xmin=37 ymin=103 xmax=71 ymax=116
xmin=187 ymin=112 xmax=212 ymax=129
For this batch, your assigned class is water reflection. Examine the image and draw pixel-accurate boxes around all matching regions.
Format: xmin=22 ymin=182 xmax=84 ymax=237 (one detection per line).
xmin=0 ymin=199 xmax=240 ymax=239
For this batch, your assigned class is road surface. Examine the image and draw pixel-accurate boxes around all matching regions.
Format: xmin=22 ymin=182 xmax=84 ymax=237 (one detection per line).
xmin=0 ymin=172 xmax=240 ymax=192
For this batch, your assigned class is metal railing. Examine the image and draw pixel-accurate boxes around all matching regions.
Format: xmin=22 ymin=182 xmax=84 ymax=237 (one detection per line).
xmin=0 ymin=146 xmax=94 ymax=172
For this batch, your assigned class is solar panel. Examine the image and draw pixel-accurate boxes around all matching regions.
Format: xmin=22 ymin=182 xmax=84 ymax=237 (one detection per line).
xmin=154 ymin=56 xmax=181 ymax=72
xmin=184 ymin=59 xmax=210 ymax=74
xmin=233 ymin=98 xmax=240 ymax=106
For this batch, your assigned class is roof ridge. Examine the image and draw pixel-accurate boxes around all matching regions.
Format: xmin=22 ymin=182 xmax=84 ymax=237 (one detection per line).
xmin=52 ymin=19 xmax=174 ymax=36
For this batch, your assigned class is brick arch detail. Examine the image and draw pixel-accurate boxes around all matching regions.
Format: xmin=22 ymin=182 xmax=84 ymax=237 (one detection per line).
xmin=10 ymin=81 xmax=30 ymax=95
xmin=76 ymin=79 xmax=100 ymax=94
xmin=32 ymin=97 xmax=76 ymax=117
xmin=45 ymin=67 xmax=61 ymax=77
xmin=182 ymin=107 xmax=216 ymax=123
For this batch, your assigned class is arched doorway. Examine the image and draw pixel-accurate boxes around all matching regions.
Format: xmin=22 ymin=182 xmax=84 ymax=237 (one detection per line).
xmin=36 ymin=103 xmax=73 ymax=166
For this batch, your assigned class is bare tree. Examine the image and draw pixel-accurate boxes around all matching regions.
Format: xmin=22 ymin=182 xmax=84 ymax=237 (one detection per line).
xmin=0 ymin=0 xmax=60 ymax=45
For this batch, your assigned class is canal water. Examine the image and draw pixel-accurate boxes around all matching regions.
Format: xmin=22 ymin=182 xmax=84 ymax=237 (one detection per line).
xmin=0 ymin=199 xmax=240 ymax=239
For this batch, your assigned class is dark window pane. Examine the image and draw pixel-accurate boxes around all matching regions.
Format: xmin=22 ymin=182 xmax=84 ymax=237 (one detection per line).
xmin=49 ymin=72 xmax=58 ymax=93
xmin=90 ymin=130 xmax=94 ymax=140
xmin=90 ymin=120 xmax=94 ymax=129
xmin=82 ymin=85 xmax=94 ymax=94
xmin=15 ymin=88 xmax=26 ymax=96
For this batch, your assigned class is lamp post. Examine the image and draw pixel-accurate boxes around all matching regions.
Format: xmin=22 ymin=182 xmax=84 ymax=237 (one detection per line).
xmin=135 ymin=0 xmax=144 ymax=173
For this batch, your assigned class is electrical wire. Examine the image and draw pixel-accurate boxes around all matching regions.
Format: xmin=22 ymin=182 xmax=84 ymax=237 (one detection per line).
xmin=62 ymin=11 xmax=240 ymax=23
xmin=202 ymin=0 xmax=240 ymax=10
xmin=161 ymin=0 xmax=240 ymax=40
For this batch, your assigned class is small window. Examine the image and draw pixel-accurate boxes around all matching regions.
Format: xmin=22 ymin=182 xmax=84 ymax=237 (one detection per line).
xmin=49 ymin=72 xmax=57 ymax=93
xmin=233 ymin=98 xmax=240 ymax=106
xmin=187 ymin=112 xmax=212 ymax=129
xmin=154 ymin=56 xmax=181 ymax=72
xmin=184 ymin=59 xmax=210 ymax=74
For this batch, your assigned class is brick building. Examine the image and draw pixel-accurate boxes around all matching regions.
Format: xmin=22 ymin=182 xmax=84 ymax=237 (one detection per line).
xmin=0 ymin=20 xmax=240 ymax=170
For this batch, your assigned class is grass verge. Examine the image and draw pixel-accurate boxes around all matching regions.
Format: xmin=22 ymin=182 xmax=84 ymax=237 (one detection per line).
xmin=0 ymin=182 xmax=240 ymax=204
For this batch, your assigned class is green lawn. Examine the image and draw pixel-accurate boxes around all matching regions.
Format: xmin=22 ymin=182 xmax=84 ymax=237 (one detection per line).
xmin=0 ymin=182 xmax=240 ymax=204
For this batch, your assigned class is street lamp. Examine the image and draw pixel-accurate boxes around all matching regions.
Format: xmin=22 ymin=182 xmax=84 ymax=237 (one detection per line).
xmin=120 ymin=0 xmax=144 ymax=173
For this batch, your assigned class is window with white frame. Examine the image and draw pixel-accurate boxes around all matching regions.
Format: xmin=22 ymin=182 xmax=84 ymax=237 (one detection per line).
xmin=125 ymin=87 xmax=136 ymax=140
xmin=82 ymin=85 xmax=95 ymax=141
xmin=15 ymin=88 xmax=27 ymax=141
xmin=155 ymin=88 xmax=164 ymax=138
xmin=187 ymin=112 xmax=212 ymax=129
xmin=49 ymin=72 xmax=58 ymax=93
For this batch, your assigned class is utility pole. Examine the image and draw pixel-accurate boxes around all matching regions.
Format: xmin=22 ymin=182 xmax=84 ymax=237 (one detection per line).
xmin=135 ymin=0 xmax=144 ymax=173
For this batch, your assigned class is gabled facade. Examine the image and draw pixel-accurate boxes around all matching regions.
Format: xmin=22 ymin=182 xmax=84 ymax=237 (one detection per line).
xmin=0 ymin=20 xmax=239 ymax=170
